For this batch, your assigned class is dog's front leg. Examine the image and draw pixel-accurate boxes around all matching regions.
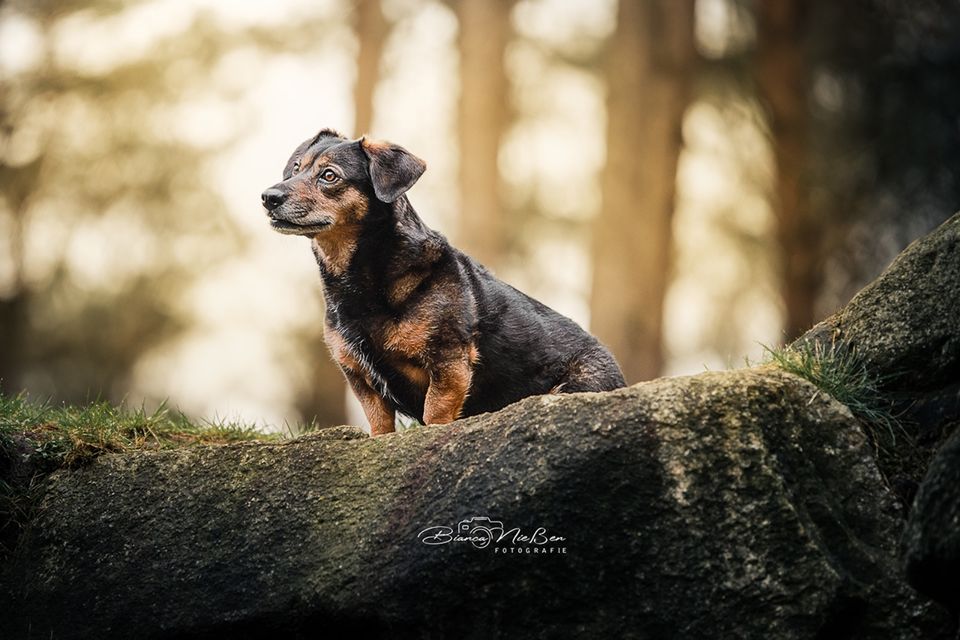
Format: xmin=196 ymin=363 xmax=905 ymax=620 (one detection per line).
xmin=343 ymin=369 xmax=396 ymax=436
xmin=423 ymin=357 xmax=472 ymax=425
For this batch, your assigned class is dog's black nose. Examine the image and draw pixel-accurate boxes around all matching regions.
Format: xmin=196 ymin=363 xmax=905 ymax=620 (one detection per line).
xmin=261 ymin=188 xmax=287 ymax=211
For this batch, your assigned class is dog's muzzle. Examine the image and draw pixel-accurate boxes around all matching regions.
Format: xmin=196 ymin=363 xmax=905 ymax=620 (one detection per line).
xmin=261 ymin=188 xmax=287 ymax=212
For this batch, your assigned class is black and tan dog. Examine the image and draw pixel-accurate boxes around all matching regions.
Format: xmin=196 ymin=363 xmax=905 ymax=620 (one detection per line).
xmin=261 ymin=128 xmax=625 ymax=435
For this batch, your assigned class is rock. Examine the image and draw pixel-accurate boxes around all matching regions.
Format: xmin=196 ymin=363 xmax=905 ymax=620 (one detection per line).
xmin=903 ymin=426 xmax=960 ymax=613
xmin=799 ymin=212 xmax=960 ymax=395
xmin=0 ymin=369 xmax=949 ymax=639
xmin=795 ymin=212 xmax=960 ymax=497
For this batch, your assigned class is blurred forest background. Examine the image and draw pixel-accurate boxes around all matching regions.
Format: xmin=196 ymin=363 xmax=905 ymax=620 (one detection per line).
xmin=0 ymin=0 xmax=958 ymax=430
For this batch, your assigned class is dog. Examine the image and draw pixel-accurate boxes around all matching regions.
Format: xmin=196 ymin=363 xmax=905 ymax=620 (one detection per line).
xmin=261 ymin=128 xmax=626 ymax=435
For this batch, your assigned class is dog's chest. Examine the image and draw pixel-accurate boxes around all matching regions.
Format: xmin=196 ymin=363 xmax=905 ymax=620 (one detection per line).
xmin=337 ymin=322 xmax=391 ymax=388
xmin=329 ymin=310 xmax=422 ymax=410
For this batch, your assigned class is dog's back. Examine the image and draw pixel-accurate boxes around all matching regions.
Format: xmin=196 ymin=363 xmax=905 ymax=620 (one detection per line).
xmin=456 ymin=252 xmax=625 ymax=416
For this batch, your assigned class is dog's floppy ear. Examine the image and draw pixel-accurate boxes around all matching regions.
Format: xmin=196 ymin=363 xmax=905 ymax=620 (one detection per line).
xmin=360 ymin=138 xmax=426 ymax=203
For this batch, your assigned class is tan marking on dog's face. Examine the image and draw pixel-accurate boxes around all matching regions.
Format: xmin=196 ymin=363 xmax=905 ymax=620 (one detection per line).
xmin=289 ymin=156 xmax=370 ymax=274
xmin=293 ymin=171 xmax=369 ymax=223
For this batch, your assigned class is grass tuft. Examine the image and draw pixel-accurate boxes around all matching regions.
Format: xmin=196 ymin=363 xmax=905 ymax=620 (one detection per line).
xmin=764 ymin=340 xmax=930 ymax=493
xmin=0 ymin=393 xmax=273 ymax=465
xmin=765 ymin=341 xmax=904 ymax=443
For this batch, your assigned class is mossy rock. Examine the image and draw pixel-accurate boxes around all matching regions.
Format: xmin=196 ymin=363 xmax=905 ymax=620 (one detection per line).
xmin=0 ymin=369 xmax=948 ymax=639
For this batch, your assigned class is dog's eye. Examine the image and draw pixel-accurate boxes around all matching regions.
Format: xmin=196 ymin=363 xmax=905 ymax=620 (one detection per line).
xmin=292 ymin=161 xmax=301 ymax=173
xmin=319 ymin=169 xmax=339 ymax=184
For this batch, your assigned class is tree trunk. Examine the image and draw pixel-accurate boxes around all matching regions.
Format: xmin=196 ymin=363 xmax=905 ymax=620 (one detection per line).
xmin=591 ymin=0 xmax=696 ymax=383
xmin=352 ymin=0 xmax=388 ymax=136
xmin=756 ymin=0 xmax=820 ymax=342
xmin=453 ymin=0 xmax=514 ymax=270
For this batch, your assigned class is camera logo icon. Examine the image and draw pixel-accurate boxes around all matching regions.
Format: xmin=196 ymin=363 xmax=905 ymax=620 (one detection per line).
xmin=457 ymin=516 xmax=504 ymax=549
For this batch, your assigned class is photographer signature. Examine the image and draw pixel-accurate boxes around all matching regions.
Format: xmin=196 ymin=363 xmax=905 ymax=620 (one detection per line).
xmin=418 ymin=516 xmax=566 ymax=550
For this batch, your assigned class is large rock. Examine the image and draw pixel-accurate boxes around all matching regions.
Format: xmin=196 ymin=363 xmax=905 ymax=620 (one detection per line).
xmin=0 ymin=369 xmax=948 ymax=639
xmin=799 ymin=212 xmax=960 ymax=394
xmin=797 ymin=213 xmax=960 ymax=454
xmin=795 ymin=212 xmax=960 ymax=511
xmin=903 ymin=426 xmax=960 ymax=613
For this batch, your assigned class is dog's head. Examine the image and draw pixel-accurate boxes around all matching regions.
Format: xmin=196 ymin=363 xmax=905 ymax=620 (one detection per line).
xmin=260 ymin=128 xmax=426 ymax=236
